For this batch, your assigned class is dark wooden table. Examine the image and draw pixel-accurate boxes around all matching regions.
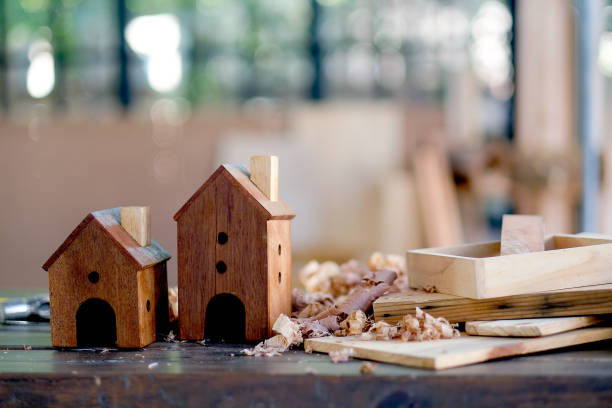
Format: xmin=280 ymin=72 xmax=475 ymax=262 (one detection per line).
xmin=1 ymin=324 xmax=611 ymax=407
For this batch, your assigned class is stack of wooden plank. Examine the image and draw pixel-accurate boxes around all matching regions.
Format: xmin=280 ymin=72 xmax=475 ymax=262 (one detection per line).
xmin=306 ymin=216 xmax=612 ymax=370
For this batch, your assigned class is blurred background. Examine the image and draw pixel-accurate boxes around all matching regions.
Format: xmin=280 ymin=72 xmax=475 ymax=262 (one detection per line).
xmin=1 ymin=0 xmax=611 ymax=288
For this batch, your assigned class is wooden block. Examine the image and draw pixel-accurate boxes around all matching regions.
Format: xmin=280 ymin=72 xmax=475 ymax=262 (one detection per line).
xmin=373 ymin=284 xmax=612 ymax=324
xmin=305 ymin=327 xmax=612 ymax=370
xmin=407 ymin=234 xmax=612 ymax=298
xmin=466 ymin=316 xmax=603 ymax=337
xmin=120 ymin=207 xmax=151 ymax=247
xmin=250 ymin=155 xmax=278 ymax=201
xmin=500 ymin=215 xmax=545 ymax=255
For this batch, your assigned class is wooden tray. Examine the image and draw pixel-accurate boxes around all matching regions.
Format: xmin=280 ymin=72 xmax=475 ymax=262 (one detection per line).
xmin=408 ymin=234 xmax=612 ymax=299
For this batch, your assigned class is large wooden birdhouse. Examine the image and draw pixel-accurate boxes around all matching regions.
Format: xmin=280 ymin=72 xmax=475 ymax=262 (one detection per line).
xmin=42 ymin=207 xmax=171 ymax=348
xmin=174 ymin=156 xmax=295 ymax=342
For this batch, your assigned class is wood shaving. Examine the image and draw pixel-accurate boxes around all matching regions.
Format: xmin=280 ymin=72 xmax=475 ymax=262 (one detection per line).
xmin=330 ymin=260 xmax=368 ymax=297
xmin=164 ymin=330 xmax=179 ymax=343
xmin=368 ymin=321 xmax=399 ymax=340
xmin=398 ymin=307 xmax=459 ymax=341
xmin=299 ymin=319 xmax=332 ymax=338
xmin=23 ymin=345 xmax=32 ymax=351
xmin=168 ymin=286 xmax=179 ymax=323
xmin=242 ymin=334 xmax=288 ymax=357
xmin=147 ymin=362 xmax=159 ymax=369
xmin=360 ymin=362 xmax=376 ymax=374
xmin=242 ymin=314 xmax=302 ymax=357
xmin=339 ymin=310 xmax=370 ymax=336
xmin=304 ymin=342 xmax=312 ymax=354
xmin=368 ymin=252 xmax=409 ymax=291
xmin=272 ymin=314 xmax=303 ymax=346
xmin=421 ymin=285 xmax=438 ymax=293
xmin=329 ymin=348 xmax=355 ymax=363
xmin=292 ymin=289 xmax=335 ymax=318
xmin=353 ymin=308 xmax=458 ymax=342
xmin=299 ymin=260 xmax=340 ymax=293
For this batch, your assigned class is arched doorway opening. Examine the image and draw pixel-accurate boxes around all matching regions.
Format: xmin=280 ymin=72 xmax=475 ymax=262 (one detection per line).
xmin=205 ymin=294 xmax=245 ymax=342
xmin=76 ymin=298 xmax=117 ymax=347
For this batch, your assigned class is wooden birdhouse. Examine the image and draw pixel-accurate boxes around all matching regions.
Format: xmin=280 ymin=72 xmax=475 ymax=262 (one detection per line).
xmin=42 ymin=207 xmax=171 ymax=348
xmin=174 ymin=156 xmax=295 ymax=342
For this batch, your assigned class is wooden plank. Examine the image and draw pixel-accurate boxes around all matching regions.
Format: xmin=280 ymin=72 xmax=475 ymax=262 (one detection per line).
xmin=412 ymin=144 xmax=463 ymax=247
xmin=465 ymin=316 xmax=603 ymax=337
xmin=120 ymin=207 xmax=151 ymax=247
xmin=500 ymin=215 xmax=545 ymax=255
xmin=305 ymin=327 xmax=612 ymax=370
xmin=250 ymin=155 xmax=278 ymax=201
xmin=408 ymin=234 xmax=612 ymax=298
xmin=373 ymin=284 xmax=612 ymax=324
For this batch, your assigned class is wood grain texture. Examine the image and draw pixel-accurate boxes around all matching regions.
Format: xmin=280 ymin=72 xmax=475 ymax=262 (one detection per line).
xmin=408 ymin=234 xmax=612 ymax=298
xmin=500 ymin=215 xmax=545 ymax=255
xmin=250 ymin=155 xmax=278 ymax=201
xmin=176 ymin=166 xmax=294 ymax=341
xmin=120 ymin=206 xmax=151 ymax=247
xmin=267 ymin=220 xmax=292 ymax=336
xmin=374 ymin=284 xmax=612 ymax=324
xmin=465 ymin=316 xmax=603 ymax=337
xmin=2 ymin=341 xmax=612 ymax=408
xmin=306 ymin=327 xmax=612 ymax=370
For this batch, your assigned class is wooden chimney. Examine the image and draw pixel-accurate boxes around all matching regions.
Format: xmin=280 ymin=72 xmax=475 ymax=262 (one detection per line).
xmin=121 ymin=206 xmax=151 ymax=246
xmin=250 ymin=155 xmax=278 ymax=201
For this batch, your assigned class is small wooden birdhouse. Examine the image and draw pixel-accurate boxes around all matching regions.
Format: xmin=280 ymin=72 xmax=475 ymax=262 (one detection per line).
xmin=174 ymin=156 xmax=295 ymax=342
xmin=42 ymin=207 xmax=171 ymax=348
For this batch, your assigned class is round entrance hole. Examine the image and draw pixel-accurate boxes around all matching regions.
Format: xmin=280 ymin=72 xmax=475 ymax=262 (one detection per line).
xmin=88 ymin=271 xmax=100 ymax=284
xmin=218 ymin=232 xmax=228 ymax=245
xmin=216 ymin=261 xmax=227 ymax=274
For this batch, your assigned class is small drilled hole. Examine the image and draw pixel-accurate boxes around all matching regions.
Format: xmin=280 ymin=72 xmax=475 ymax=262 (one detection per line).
xmin=218 ymin=232 xmax=228 ymax=245
xmin=88 ymin=271 xmax=99 ymax=284
xmin=146 ymin=300 xmax=151 ymax=312
xmin=216 ymin=261 xmax=227 ymax=274
xmin=278 ymin=244 xmax=281 ymax=256
xmin=278 ymin=272 xmax=282 ymax=284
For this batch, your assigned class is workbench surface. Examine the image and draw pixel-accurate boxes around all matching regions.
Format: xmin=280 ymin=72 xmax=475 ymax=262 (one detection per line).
xmin=1 ymin=324 xmax=611 ymax=407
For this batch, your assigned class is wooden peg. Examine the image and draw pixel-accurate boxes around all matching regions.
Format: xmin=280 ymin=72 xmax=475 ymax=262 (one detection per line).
xmin=121 ymin=206 xmax=151 ymax=247
xmin=250 ymin=155 xmax=278 ymax=201
xmin=500 ymin=214 xmax=545 ymax=255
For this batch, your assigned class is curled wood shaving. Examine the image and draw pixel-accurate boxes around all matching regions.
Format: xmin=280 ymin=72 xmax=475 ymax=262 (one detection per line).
xmin=398 ymin=307 xmax=460 ymax=341
xmin=368 ymin=321 xmax=399 ymax=340
xmin=292 ymin=288 xmax=335 ymax=318
xmin=351 ymin=308 xmax=458 ymax=343
xmin=368 ymin=252 xmax=409 ymax=291
xmin=164 ymin=330 xmax=179 ymax=343
xmin=329 ymin=348 xmax=355 ymax=363
xmin=273 ymin=314 xmax=303 ymax=346
xmin=242 ymin=314 xmax=302 ymax=357
xmin=339 ymin=310 xmax=370 ymax=336
xmin=360 ymin=362 xmax=377 ymax=374
xmin=299 ymin=260 xmax=340 ymax=293
xmin=242 ymin=335 xmax=289 ymax=357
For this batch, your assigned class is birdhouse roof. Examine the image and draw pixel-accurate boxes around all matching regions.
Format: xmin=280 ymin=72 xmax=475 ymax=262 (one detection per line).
xmin=173 ymin=164 xmax=295 ymax=221
xmin=43 ymin=207 xmax=171 ymax=271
